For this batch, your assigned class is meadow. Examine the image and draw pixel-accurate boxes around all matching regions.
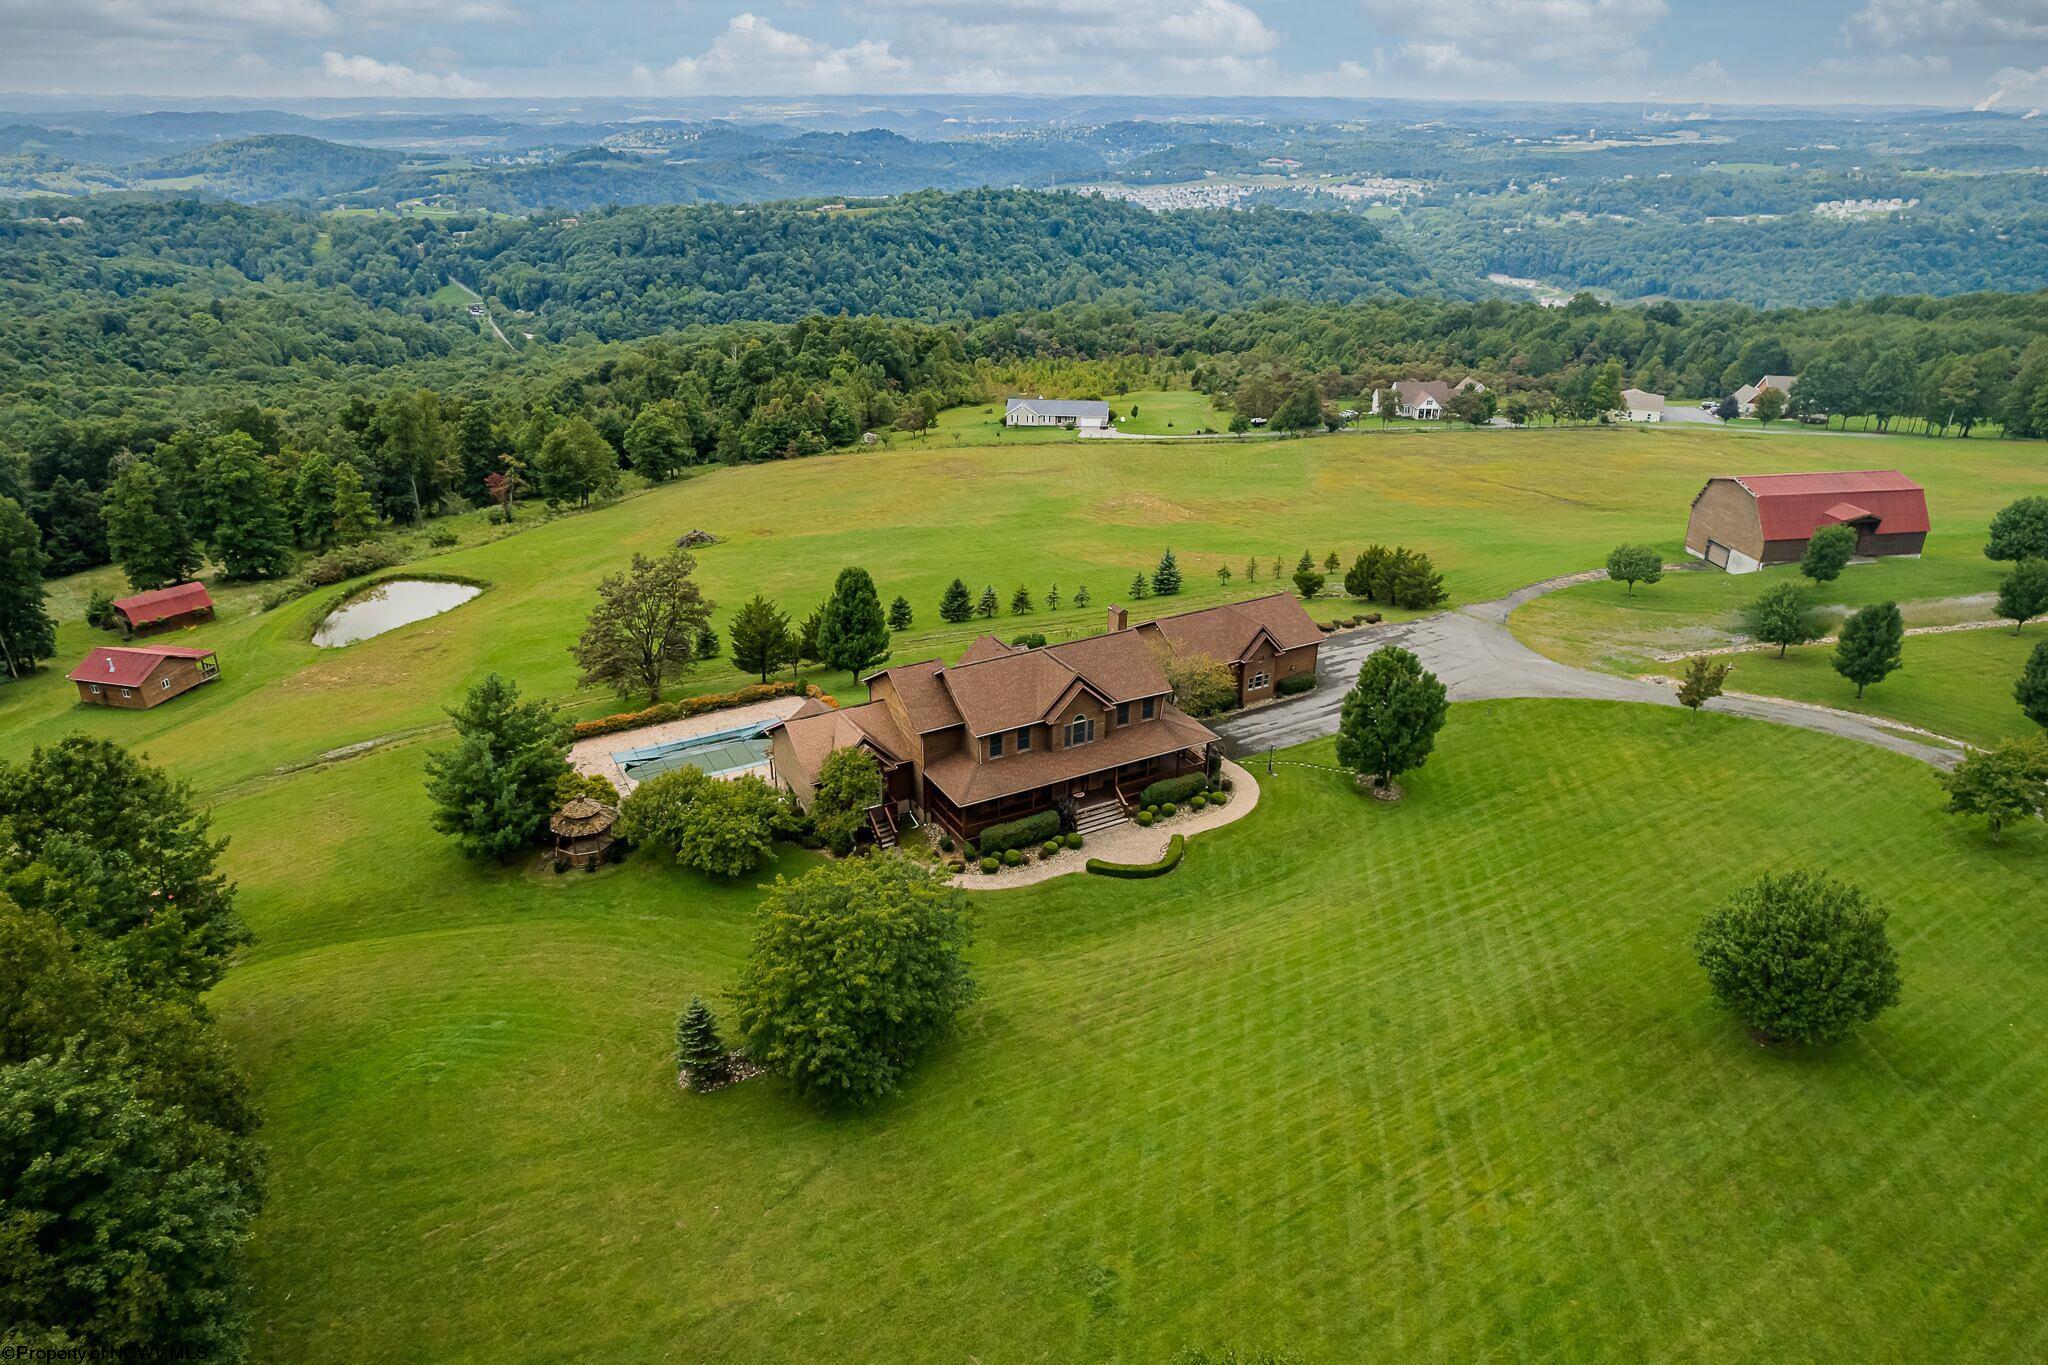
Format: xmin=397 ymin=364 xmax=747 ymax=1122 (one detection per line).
xmin=8 ymin=417 xmax=2048 ymax=1361
xmin=211 ymin=703 xmax=2048 ymax=1362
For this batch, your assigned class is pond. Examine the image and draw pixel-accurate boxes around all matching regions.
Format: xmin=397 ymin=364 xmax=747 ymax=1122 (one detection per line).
xmin=312 ymin=579 xmax=482 ymax=648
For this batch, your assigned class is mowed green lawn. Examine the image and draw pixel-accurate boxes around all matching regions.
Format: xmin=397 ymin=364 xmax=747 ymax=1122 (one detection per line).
xmin=214 ymin=701 xmax=2048 ymax=1362
xmin=8 ymin=422 xmax=2040 ymax=796
xmin=1709 ymin=625 xmax=2045 ymax=748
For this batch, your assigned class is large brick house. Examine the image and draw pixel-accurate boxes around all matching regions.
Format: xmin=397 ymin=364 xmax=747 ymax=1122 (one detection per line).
xmin=1685 ymin=470 xmax=1929 ymax=573
xmin=68 ymin=645 xmax=221 ymax=709
xmin=768 ymin=593 xmax=1322 ymax=844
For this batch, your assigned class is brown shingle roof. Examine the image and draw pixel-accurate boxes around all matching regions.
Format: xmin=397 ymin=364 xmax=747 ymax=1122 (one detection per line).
xmin=942 ymin=648 xmax=1084 ymax=736
xmin=1041 ymin=629 xmax=1170 ymax=703
xmin=1394 ymin=379 xmax=1453 ymax=408
xmin=866 ymin=658 xmax=963 ymax=733
xmin=957 ymin=635 xmax=1017 ymax=665
xmin=922 ymin=706 xmax=1217 ymax=807
xmin=772 ymin=699 xmax=909 ymax=792
xmin=1138 ymin=593 xmax=1321 ymax=664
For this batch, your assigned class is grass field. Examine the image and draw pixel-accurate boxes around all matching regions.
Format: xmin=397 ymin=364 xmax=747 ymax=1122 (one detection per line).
xmin=212 ymin=701 xmax=2048 ymax=1362
xmin=1703 ymin=625 xmax=2044 ymax=748
xmin=7 ymin=417 xmax=2048 ymax=1360
xmin=7 ymin=422 xmax=2042 ymax=797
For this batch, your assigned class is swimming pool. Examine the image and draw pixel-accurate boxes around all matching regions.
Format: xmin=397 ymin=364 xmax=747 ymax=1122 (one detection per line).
xmin=614 ymin=721 xmax=775 ymax=782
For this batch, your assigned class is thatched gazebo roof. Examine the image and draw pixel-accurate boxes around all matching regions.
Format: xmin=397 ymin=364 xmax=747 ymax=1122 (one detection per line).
xmin=551 ymin=796 xmax=618 ymax=839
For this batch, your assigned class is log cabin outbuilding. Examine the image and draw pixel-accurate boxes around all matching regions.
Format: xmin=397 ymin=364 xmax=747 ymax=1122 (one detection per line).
xmin=110 ymin=582 xmax=214 ymax=635
xmin=68 ymin=645 xmax=221 ymax=709
xmin=1685 ymin=470 xmax=1929 ymax=573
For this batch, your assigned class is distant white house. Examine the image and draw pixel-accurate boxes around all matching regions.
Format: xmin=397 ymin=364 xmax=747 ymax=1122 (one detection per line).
xmin=1004 ymin=397 xmax=1111 ymax=430
xmin=1620 ymin=388 xmax=1666 ymax=422
xmin=1733 ymin=374 xmax=1798 ymax=416
xmin=1374 ymin=380 xmax=1455 ymax=420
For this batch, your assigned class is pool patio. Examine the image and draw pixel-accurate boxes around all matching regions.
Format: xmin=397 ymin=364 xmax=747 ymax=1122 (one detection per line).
xmin=569 ymin=695 xmax=812 ymax=796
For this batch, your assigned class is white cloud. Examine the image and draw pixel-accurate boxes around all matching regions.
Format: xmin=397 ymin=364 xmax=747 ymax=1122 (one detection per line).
xmin=1849 ymin=0 xmax=2048 ymax=49
xmin=1689 ymin=59 xmax=1729 ymax=82
xmin=1355 ymin=0 xmax=1667 ymax=83
xmin=344 ymin=0 xmax=519 ymax=22
xmin=654 ymin=13 xmax=910 ymax=92
xmin=1978 ymin=63 xmax=2048 ymax=109
xmin=1813 ymin=52 xmax=1952 ymax=77
xmin=319 ymin=50 xmax=488 ymax=95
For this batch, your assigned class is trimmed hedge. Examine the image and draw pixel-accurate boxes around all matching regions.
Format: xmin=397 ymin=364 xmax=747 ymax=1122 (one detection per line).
xmin=1276 ymin=673 xmax=1318 ymax=697
xmin=572 ymin=681 xmax=821 ymax=740
xmin=1087 ymin=835 xmax=1186 ymax=879
xmin=976 ymin=810 xmax=1062 ymax=857
xmin=1138 ymin=773 xmax=1208 ymax=808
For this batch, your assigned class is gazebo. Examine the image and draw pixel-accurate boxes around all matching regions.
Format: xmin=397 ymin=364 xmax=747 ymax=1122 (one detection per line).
xmin=550 ymin=796 xmax=619 ymax=871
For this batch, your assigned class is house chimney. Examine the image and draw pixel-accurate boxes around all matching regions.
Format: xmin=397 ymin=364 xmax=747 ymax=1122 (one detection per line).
xmin=1107 ymin=605 xmax=1128 ymax=632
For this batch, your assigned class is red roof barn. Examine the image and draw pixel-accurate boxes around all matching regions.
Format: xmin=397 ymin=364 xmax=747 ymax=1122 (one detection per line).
xmin=68 ymin=645 xmax=221 ymax=709
xmin=1685 ymin=470 xmax=1929 ymax=573
xmin=111 ymin=582 xmax=215 ymax=635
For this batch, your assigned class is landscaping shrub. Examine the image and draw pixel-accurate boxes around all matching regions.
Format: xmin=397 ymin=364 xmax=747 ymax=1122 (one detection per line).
xmin=1160 ymin=801 xmax=1177 ymax=817
xmin=1276 ymin=674 xmax=1317 ymax=697
xmin=938 ymin=833 xmax=955 ymax=853
xmin=976 ymin=810 xmax=1062 ymax=857
xmin=1139 ymin=774 xmax=1209 ymax=808
xmin=1209 ymin=789 xmax=1230 ymax=805
xmin=1191 ymin=794 xmax=1208 ymax=810
xmin=1086 ymin=835 xmax=1186 ymax=879
xmin=980 ymin=856 xmax=999 ymax=875
xmin=1040 ymin=840 xmax=1061 ymax=860
xmin=572 ymin=680 xmax=822 ymax=740
xmin=1066 ymin=833 xmax=1083 ymax=849
xmin=1002 ymin=848 xmax=1024 ymax=867
xmin=1009 ymin=632 xmax=1048 ymax=648
xmin=1363 ymin=612 xmax=1383 ymax=624
xmin=1137 ymin=810 xmax=1155 ymax=827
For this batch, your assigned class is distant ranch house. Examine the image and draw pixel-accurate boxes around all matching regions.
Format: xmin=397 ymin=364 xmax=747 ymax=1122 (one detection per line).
xmin=1373 ymin=378 xmax=1484 ymax=420
xmin=68 ymin=645 xmax=221 ymax=709
xmin=1004 ymin=397 xmax=1111 ymax=429
xmin=1686 ymin=470 xmax=1929 ymax=574
xmin=1620 ymin=388 xmax=1665 ymax=422
xmin=1734 ymin=374 xmax=1798 ymax=416
xmin=111 ymin=581 xmax=214 ymax=635
xmin=767 ymin=593 xmax=1321 ymax=846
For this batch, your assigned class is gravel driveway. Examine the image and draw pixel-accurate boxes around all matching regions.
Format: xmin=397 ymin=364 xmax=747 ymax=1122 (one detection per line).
xmin=1214 ymin=573 xmax=1961 ymax=769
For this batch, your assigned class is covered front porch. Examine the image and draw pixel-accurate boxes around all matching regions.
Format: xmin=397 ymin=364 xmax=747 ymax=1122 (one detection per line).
xmin=920 ymin=743 xmax=1213 ymax=846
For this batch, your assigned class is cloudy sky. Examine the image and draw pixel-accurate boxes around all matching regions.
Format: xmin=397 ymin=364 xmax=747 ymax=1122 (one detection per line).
xmin=4 ymin=0 xmax=2046 ymax=111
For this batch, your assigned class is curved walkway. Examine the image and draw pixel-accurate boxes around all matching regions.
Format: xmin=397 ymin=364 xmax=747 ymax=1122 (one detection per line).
xmin=1214 ymin=572 xmax=1962 ymax=769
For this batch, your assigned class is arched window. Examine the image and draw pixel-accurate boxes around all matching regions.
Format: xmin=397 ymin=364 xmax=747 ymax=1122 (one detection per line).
xmin=1065 ymin=712 xmax=1094 ymax=747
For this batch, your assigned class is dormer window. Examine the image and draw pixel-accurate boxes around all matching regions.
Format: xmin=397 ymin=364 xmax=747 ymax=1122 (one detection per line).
xmin=1065 ymin=713 xmax=1095 ymax=747
xmin=1116 ymin=702 xmax=1130 ymax=725
xmin=1016 ymin=728 xmax=1032 ymax=752
xmin=1141 ymin=697 xmax=1156 ymax=720
xmin=989 ymin=732 xmax=1004 ymax=758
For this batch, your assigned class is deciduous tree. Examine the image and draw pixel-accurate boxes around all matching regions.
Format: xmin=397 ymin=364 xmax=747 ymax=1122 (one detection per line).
xmin=1605 ymin=543 xmax=1663 ymax=595
xmin=1799 ymin=523 xmax=1858 ymax=583
xmin=1941 ymin=736 xmax=2048 ymax=840
xmin=198 ymin=432 xmax=293 ymax=580
xmin=812 ymin=746 xmax=883 ymax=856
xmin=1693 ymin=870 xmax=1900 ymax=1045
xmin=2016 ymin=640 xmax=2048 ymax=729
xmin=572 ymin=550 xmax=715 ymax=702
xmin=1677 ymin=656 xmax=1732 ymax=716
xmin=1986 ymin=496 xmax=2048 ymax=562
xmin=1832 ymin=601 xmax=1904 ymax=698
xmin=1996 ymin=558 xmax=2048 ymax=632
xmin=1741 ymin=581 xmax=1822 ymax=657
xmin=102 ymin=460 xmax=202 ymax=591
xmin=732 ymin=856 xmax=974 ymax=1108
xmin=0 ymin=496 xmax=55 ymax=680
xmin=1335 ymin=646 xmax=1448 ymax=791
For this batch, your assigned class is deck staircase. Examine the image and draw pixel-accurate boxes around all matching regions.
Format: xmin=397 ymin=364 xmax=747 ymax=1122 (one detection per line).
xmin=868 ymin=805 xmax=899 ymax=851
xmin=1074 ymin=800 xmax=1128 ymax=837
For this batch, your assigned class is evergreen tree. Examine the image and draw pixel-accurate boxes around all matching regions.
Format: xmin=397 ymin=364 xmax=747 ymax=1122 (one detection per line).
xmin=1832 ymin=601 xmax=1904 ymax=698
xmin=1390 ymin=552 xmax=1448 ymax=609
xmin=291 ymin=450 xmax=341 ymax=550
xmin=1216 ymin=565 xmax=1232 ymax=588
xmin=1996 ymin=558 xmax=2048 ymax=632
xmin=1245 ymin=557 xmax=1257 ymax=583
xmin=976 ymin=584 xmax=998 ymax=618
xmin=939 ymin=577 xmax=973 ymax=623
xmin=2017 ymin=640 xmax=2048 ymax=729
xmin=1293 ymin=564 xmax=1326 ymax=600
xmin=887 ymin=595 xmax=913 ymax=630
xmin=1800 ymin=524 xmax=1858 ymax=583
xmin=423 ymin=673 xmax=571 ymax=861
xmin=1323 ymin=550 xmax=1341 ymax=573
xmin=675 ymin=997 xmax=732 ymax=1090
xmin=1074 ymin=585 xmax=1091 ymax=608
xmin=1296 ymin=549 xmax=1315 ymax=576
xmin=1152 ymin=548 xmax=1182 ymax=597
xmin=1009 ymin=585 xmax=1033 ymax=615
xmin=198 ymin=433 xmax=293 ymax=579
xmin=1693 ymin=871 xmax=1900 ymax=1044
xmin=695 ymin=623 xmax=720 ymax=661
xmin=1129 ymin=572 xmax=1149 ymax=600
xmin=0 ymin=497 xmax=56 ymax=680
xmin=1045 ymin=584 xmax=1061 ymax=610
xmin=102 ymin=460 xmax=202 ymax=591
xmin=817 ymin=566 xmax=891 ymax=675
xmin=330 ymin=461 xmax=379 ymax=544
xmin=729 ymin=594 xmax=794 ymax=682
